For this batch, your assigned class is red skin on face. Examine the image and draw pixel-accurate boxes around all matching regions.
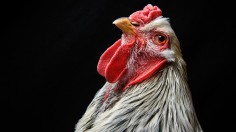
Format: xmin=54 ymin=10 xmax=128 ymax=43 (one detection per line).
xmin=97 ymin=4 xmax=168 ymax=100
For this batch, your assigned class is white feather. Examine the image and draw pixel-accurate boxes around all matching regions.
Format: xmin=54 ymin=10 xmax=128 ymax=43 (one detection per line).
xmin=140 ymin=16 xmax=170 ymax=32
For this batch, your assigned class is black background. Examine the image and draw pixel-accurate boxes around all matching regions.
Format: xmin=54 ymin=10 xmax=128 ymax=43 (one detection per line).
xmin=3 ymin=0 xmax=235 ymax=132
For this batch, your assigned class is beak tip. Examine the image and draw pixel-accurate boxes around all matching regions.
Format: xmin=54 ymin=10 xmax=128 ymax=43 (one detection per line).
xmin=112 ymin=20 xmax=117 ymax=25
xmin=112 ymin=18 xmax=124 ymax=25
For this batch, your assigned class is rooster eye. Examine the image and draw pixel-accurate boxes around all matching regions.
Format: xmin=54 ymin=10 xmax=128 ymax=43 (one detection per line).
xmin=154 ymin=34 xmax=167 ymax=45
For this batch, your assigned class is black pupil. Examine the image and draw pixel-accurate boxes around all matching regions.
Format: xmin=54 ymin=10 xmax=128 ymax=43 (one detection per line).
xmin=158 ymin=35 xmax=165 ymax=42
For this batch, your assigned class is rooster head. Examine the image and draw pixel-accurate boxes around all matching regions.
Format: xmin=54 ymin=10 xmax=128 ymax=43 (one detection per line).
xmin=97 ymin=4 xmax=182 ymax=91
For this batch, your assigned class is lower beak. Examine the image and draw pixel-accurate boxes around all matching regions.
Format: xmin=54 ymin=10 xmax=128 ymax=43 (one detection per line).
xmin=113 ymin=17 xmax=136 ymax=35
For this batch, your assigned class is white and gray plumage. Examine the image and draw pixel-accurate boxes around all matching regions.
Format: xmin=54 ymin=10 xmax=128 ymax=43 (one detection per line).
xmin=75 ymin=4 xmax=202 ymax=132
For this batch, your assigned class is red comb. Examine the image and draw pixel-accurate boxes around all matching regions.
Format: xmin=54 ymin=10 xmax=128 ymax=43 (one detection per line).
xmin=129 ymin=4 xmax=162 ymax=25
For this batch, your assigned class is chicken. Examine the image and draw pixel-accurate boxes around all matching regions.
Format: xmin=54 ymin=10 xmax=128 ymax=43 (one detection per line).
xmin=75 ymin=4 xmax=203 ymax=132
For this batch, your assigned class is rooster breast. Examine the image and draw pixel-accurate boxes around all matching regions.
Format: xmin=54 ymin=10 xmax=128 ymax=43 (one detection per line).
xmin=75 ymin=62 xmax=202 ymax=132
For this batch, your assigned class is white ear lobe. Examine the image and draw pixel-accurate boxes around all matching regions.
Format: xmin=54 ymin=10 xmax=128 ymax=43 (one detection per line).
xmin=160 ymin=49 xmax=175 ymax=62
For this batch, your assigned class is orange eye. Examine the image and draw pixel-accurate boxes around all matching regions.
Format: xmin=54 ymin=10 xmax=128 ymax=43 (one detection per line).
xmin=153 ymin=34 xmax=167 ymax=45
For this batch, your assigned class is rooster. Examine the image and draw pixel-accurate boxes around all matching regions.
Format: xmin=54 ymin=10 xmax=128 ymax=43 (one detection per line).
xmin=75 ymin=4 xmax=202 ymax=132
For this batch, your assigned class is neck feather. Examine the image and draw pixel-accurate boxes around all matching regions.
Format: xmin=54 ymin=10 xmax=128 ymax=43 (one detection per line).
xmin=99 ymin=60 xmax=202 ymax=131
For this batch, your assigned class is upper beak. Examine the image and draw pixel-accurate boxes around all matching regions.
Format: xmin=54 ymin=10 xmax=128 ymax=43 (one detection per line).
xmin=113 ymin=17 xmax=136 ymax=35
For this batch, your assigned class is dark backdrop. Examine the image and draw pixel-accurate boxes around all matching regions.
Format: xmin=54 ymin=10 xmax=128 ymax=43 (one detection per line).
xmin=3 ymin=0 xmax=235 ymax=132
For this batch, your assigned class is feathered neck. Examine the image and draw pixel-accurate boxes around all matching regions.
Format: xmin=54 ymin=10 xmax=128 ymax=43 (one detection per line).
xmin=76 ymin=60 xmax=202 ymax=132
xmin=98 ymin=59 xmax=202 ymax=131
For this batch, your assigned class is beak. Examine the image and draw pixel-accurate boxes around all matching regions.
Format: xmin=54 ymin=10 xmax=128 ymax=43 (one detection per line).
xmin=113 ymin=17 xmax=136 ymax=35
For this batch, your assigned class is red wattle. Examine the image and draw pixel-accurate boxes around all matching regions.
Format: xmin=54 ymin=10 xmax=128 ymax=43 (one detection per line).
xmin=97 ymin=38 xmax=135 ymax=83
xmin=97 ymin=39 xmax=122 ymax=77
xmin=125 ymin=59 xmax=167 ymax=89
